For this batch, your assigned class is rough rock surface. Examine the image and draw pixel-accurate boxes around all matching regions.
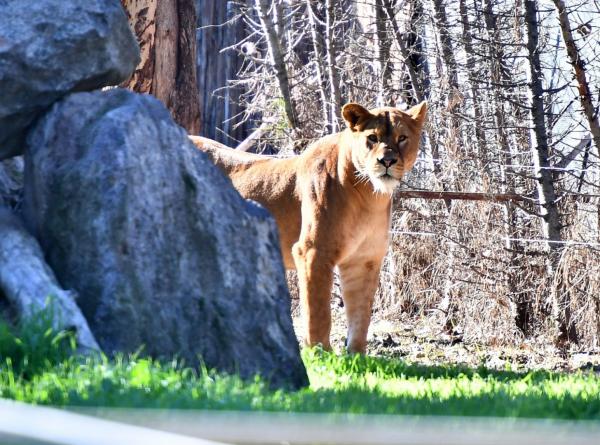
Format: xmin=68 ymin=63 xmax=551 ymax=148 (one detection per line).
xmin=0 ymin=0 xmax=139 ymax=160
xmin=24 ymin=89 xmax=308 ymax=389
xmin=0 ymin=158 xmax=24 ymax=209
xmin=0 ymin=208 xmax=100 ymax=353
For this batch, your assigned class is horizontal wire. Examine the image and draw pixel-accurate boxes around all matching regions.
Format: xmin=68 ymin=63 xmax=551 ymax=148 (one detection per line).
xmin=389 ymin=230 xmax=600 ymax=248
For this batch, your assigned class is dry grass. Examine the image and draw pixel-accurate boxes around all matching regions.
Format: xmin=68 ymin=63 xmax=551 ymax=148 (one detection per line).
xmin=368 ymin=194 xmax=600 ymax=350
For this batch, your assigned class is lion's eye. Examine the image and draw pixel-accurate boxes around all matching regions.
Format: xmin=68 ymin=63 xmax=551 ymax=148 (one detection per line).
xmin=367 ymin=134 xmax=378 ymax=143
xmin=398 ymin=135 xmax=407 ymax=143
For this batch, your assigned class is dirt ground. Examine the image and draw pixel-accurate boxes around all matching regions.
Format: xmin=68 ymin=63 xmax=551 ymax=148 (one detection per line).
xmin=290 ymin=294 xmax=600 ymax=373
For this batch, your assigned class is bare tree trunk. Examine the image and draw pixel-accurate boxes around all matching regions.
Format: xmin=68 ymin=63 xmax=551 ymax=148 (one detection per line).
xmin=255 ymin=0 xmax=298 ymax=129
xmin=325 ymin=0 xmax=342 ymax=130
xmin=576 ymin=138 xmax=592 ymax=193
xmin=171 ymin=0 xmax=201 ymax=134
xmin=384 ymin=0 xmax=440 ymax=182
xmin=458 ymin=0 xmax=486 ymax=159
xmin=375 ymin=0 xmax=393 ymax=106
xmin=429 ymin=0 xmax=459 ymax=208
xmin=121 ymin=0 xmax=201 ymax=134
xmin=524 ymin=0 xmax=562 ymax=246
xmin=482 ymin=0 xmax=525 ymax=333
xmin=482 ymin=0 xmax=511 ymax=159
xmin=552 ymin=0 xmax=600 ymax=154
xmin=430 ymin=0 xmax=459 ymax=96
xmin=306 ymin=0 xmax=330 ymax=127
xmin=524 ymin=0 xmax=576 ymax=343
xmin=196 ymin=0 xmax=251 ymax=144
xmin=273 ymin=0 xmax=287 ymax=53
xmin=382 ymin=0 xmax=424 ymax=103
xmin=407 ymin=0 xmax=431 ymax=99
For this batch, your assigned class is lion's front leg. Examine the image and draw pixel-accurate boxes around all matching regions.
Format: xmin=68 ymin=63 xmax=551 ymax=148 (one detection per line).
xmin=292 ymin=242 xmax=334 ymax=350
xmin=338 ymin=257 xmax=383 ymax=353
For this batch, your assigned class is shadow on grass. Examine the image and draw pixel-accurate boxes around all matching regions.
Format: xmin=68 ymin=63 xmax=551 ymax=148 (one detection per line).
xmin=304 ymin=347 xmax=558 ymax=383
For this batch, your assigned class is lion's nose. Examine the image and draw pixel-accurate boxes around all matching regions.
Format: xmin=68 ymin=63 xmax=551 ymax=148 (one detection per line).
xmin=377 ymin=157 xmax=397 ymax=168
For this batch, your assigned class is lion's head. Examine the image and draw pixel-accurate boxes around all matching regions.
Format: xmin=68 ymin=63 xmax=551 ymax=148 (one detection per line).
xmin=342 ymin=102 xmax=427 ymax=194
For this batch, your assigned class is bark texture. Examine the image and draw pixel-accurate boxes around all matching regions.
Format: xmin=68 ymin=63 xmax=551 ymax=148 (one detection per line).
xmin=196 ymin=0 xmax=251 ymax=144
xmin=121 ymin=0 xmax=201 ymax=134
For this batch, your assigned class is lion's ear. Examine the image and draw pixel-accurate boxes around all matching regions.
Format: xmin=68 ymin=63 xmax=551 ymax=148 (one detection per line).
xmin=342 ymin=103 xmax=372 ymax=131
xmin=406 ymin=101 xmax=427 ymax=128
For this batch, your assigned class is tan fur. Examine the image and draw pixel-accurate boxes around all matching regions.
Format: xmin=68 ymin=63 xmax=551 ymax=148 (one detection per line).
xmin=190 ymin=102 xmax=427 ymax=353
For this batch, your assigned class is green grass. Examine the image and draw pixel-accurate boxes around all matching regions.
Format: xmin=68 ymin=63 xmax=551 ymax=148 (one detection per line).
xmin=0 ymin=306 xmax=75 ymax=378
xmin=0 ymin=316 xmax=599 ymax=419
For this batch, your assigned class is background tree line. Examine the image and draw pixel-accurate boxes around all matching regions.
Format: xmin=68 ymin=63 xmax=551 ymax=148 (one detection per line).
xmin=121 ymin=0 xmax=600 ymax=348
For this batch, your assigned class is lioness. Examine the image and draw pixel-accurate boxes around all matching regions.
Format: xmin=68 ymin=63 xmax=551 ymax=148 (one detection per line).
xmin=190 ymin=102 xmax=427 ymax=353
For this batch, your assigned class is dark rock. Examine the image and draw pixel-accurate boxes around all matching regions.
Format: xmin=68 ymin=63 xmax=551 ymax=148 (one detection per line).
xmin=24 ymin=89 xmax=308 ymax=389
xmin=0 ymin=286 xmax=16 ymax=328
xmin=0 ymin=0 xmax=140 ymax=160
xmin=0 ymin=157 xmax=24 ymax=210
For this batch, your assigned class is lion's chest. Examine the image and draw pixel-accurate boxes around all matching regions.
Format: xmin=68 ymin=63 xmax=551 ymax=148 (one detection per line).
xmin=335 ymin=205 xmax=391 ymax=264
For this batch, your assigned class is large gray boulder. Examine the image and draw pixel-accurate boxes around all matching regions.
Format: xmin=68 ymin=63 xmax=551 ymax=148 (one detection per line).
xmin=0 ymin=0 xmax=139 ymax=160
xmin=23 ymin=89 xmax=308 ymax=389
